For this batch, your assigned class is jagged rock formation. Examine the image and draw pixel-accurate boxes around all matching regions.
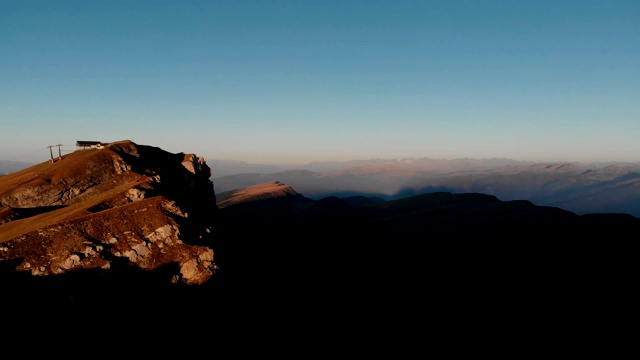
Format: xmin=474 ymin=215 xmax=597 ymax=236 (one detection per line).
xmin=0 ymin=140 xmax=217 ymax=285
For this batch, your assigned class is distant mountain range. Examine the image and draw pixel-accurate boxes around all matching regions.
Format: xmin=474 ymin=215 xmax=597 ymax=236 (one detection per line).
xmin=0 ymin=160 xmax=35 ymax=175
xmin=211 ymin=158 xmax=640 ymax=217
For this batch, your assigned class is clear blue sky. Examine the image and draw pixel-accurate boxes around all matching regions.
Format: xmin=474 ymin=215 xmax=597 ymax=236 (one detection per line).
xmin=2 ymin=0 xmax=639 ymax=164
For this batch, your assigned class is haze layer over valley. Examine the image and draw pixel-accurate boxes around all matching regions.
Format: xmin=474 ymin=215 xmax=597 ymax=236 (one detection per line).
xmin=211 ymin=157 xmax=640 ymax=217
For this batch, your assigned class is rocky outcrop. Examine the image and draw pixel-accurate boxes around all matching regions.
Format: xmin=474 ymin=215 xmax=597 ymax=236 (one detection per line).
xmin=0 ymin=140 xmax=217 ymax=285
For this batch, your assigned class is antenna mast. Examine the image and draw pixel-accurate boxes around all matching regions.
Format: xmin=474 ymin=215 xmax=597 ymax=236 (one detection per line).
xmin=47 ymin=145 xmax=55 ymax=163
xmin=56 ymin=144 xmax=63 ymax=161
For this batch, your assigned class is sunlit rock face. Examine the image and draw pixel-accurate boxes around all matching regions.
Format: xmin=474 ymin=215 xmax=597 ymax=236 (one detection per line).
xmin=0 ymin=140 xmax=217 ymax=285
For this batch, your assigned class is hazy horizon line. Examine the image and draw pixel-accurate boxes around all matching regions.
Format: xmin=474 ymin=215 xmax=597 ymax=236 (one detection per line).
xmin=4 ymin=154 xmax=640 ymax=168
xmin=206 ymin=155 xmax=640 ymax=167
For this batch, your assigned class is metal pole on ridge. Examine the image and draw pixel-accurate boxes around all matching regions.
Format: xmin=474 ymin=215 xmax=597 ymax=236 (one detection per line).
xmin=47 ymin=145 xmax=54 ymax=163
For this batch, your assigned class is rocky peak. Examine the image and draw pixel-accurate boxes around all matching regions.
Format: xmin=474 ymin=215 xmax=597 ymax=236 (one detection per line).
xmin=0 ymin=140 xmax=217 ymax=285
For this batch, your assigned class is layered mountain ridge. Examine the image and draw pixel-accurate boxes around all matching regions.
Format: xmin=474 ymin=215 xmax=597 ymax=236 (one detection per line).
xmin=0 ymin=141 xmax=635 ymax=358
xmin=212 ymin=158 xmax=640 ymax=216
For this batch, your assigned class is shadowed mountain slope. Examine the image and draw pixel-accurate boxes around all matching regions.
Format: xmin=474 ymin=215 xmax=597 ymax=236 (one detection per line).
xmin=211 ymin=181 xmax=637 ymax=357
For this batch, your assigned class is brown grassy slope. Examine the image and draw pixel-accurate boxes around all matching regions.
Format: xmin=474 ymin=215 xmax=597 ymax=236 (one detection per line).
xmin=0 ymin=143 xmax=144 ymax=206
xmin=0 ymin=180 xmax=149 ymax=243
xmin=0 ymin=148 xmax=101 ymax=191
xmin=216 ymin=180 xmax=303 ymax=209
xmin=0 ymin=140 xmax=153 ymax=242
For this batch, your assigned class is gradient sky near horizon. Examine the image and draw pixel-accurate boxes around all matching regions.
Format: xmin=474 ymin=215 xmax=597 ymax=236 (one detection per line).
xmin=2 ymin=0 xmax=639 ymax=165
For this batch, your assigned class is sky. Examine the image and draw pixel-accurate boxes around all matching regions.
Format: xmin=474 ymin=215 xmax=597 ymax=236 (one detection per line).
xmin=1 ymin=0 xmax=639 ymax=165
